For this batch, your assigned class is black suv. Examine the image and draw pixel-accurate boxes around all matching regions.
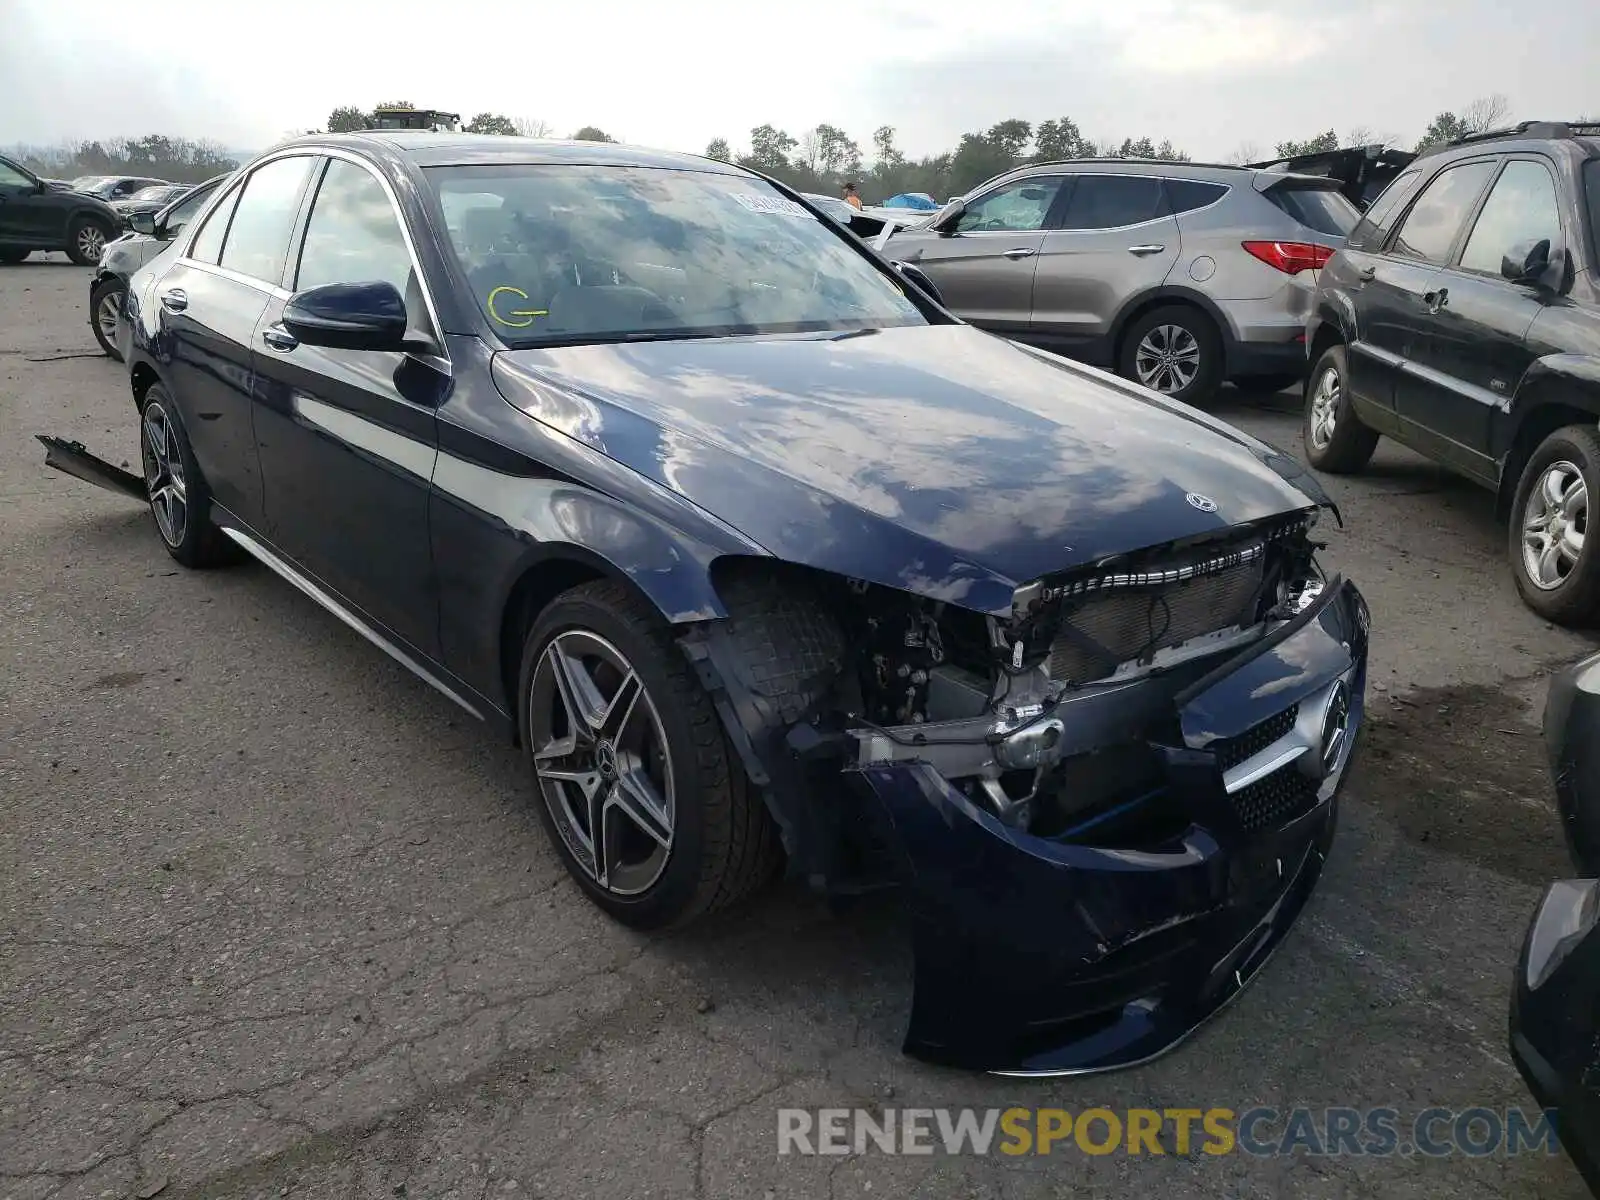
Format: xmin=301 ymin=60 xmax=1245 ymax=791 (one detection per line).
xmin=0 ymin=154 xmax=122 ymax=265
xmin=1304 ymin=121 xmax=1600 ymax=624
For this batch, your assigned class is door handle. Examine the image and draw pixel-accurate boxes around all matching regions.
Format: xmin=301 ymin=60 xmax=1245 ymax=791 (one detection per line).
xmin=1002 ymin=247 xmax=1036 ymax=260
xmin=1127 ymin=244 xmax=1166 ymax=256
xmin=261 ymin=325 xmax=298 ymax=352
xmin=1423 ymin=287 xmax=1449 ymax=314
xmin=1357 ymin=266 xmax=1377 ymax=282
xmin=159 ymin=288 xmax=187 ymax=313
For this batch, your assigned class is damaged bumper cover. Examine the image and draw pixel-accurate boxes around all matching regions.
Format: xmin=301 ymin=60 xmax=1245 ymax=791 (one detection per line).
xmin=854 ymin=578 xmax=1368 ymax=1074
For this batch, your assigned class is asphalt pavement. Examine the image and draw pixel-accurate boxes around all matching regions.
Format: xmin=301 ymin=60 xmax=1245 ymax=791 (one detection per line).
xmin=2 ymin=254 xmax=1595 ymax=1198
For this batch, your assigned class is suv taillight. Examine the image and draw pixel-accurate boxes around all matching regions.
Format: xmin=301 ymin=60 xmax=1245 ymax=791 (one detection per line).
xmin=1241 ymin=241 xmax=1335 ymax=274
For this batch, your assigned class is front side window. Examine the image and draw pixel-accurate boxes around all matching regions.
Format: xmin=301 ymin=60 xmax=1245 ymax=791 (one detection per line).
xmin=1057 ymin=175 xmax=1166 ymax=230
xmin=0 ymin=158 xmax=33 ymax=188
xmin=1348 ymin=170 xmax=1421 ymax=250
xmin=217 ymin=156 xmax=315 ymax=284
xmin=1459 ymin=161 xmax=1562 ymax=276
xmin=429 ymin=164 xmax=926 ymax=346
xmin=1391 ymin=160 xmax=1497 ymax=264
xmin=295 ymin=160 xmax=413 ymax=294
xmin=162 ymin=183 xmax=219 ymax=238
xmin=956 ymin=178 xmax=1064 ymax=232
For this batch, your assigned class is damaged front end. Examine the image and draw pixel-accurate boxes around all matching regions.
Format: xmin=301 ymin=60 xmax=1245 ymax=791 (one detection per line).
xmin=685 ymin=508 xmax=1368 ymax=1074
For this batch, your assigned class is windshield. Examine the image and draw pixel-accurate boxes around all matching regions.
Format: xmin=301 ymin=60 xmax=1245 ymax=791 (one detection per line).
xmin=71 ymin=176 xmax=107 ymax=189
xmin=131 ymin=186 xmax=173 ymax=201
xmin=428 ymin=164 xmax=926 ymax=347
xmin=1267 ymin=184 xmax=1360 ymax=237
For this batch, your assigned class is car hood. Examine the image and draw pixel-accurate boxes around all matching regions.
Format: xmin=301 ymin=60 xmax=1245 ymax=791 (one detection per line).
xmin=490 ymin=324 xmax=1325 ymax=614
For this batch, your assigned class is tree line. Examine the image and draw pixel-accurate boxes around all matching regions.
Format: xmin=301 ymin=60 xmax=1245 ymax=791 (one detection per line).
xmin=5 ymin=135 xmax=239 ymax=184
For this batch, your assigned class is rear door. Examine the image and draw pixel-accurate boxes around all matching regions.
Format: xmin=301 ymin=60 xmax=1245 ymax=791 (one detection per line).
xmin=249 ymin=155 xmax=445 ymax=658
xmin=1399 ymin=157 xmax=1564 ymax=476
xmin=1358 ymin=157 xmax=1499 ymax=443
xmin=890 ymin=175 xmax=1067 ymax=332
xmin=1030 ymin=172 xmax=1179 ymax=355
xmin=156 ymin=155 xmax=318 ymax=525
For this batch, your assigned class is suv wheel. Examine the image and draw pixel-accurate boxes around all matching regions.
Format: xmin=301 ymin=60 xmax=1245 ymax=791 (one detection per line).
xmin=1302 ymin=345 xmax=1379 ymax=473
xmin=1119 ymin=305 xmax=1223 ymax=406
xmin=66 ymin=218 xmax=111 ymax=267
xmin=1510 ymin=425 xmax=1600 ymax=625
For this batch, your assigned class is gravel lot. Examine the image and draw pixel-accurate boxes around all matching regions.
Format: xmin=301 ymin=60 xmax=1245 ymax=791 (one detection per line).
xmin=2 ymin=254 xmax=1596 ymax=1199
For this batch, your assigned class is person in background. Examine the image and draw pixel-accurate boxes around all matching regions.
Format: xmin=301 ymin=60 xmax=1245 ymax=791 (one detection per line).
xmin=843 ymin=182 xmax=863 ymax=210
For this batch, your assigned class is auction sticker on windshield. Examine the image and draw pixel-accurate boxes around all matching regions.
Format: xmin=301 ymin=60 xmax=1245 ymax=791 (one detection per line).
xmin=732 ymin=194 xmax=811 ymax=218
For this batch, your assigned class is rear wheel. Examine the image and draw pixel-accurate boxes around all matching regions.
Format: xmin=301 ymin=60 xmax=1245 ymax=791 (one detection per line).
xmin=139 ymin=385 xmax=236 ymax=568
xmin=66 ymin=218 xmax=111 ymax=266
xmin=90 ymin=278 xmax=125 ymax=360
xmin=1302 ymin=344 xmax=1379 ymax=473
xmin=1510 ymin=425 xmax=1600 ymax=625
xmin=519 ymin=580 xmax=780 ymax=929
xmin=1119 ymin=304 xmax=1224 ymax=407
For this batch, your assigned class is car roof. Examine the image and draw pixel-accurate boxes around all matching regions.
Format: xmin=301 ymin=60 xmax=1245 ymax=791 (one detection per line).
xmin=265 ymin=131 xmax=744 ymax=175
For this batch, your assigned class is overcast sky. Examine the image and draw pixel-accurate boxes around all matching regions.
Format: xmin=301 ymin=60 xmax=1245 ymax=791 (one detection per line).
xmin=4 ymin=0 xmax=1596 ymax=161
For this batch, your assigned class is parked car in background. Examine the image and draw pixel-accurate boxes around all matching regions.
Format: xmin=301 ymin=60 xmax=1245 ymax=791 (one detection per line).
xmin=801 ymin=191 xmax=858 ymax=226
xmin=111 ymin=183 xmax=191 ymax=224
xmin=40 ymin=131 xmax=1366 ymax=1075
xmin=73 ymin=175 xmax=170 ymax=202
xmin=1302 ymin=120 xmax=1600 ymax=624
xmin=878 ymin=158 xmax=1360 ymax=406
xmin=882 ymin=191 xmax=939 ymax=211
xmin=1511 ymin=650 xmax=1600 ymax=1196
xmin=1250 ymin=145 xmax=1417 ymax=211
xmin=0 ymin=154 xmax=122 ymax=264
xmin=88 ymin=173 xmax=230 ymax=358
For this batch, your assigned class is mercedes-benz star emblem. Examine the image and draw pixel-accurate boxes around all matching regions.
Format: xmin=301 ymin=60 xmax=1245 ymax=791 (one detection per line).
xmin=595 ymin=740 xmax=619 ymax=779
xmin=1320 ymin=682 xmax=1351 ymax=774
xmin=1185 ymin=492 xmax=1218 ymax=513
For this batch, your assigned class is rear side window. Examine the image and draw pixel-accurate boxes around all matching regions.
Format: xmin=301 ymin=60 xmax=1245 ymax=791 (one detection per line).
xmin=188 ymin=184 xmax=240 ymax=264
xmin=1267 ymin=186 xmax=1360 ymax=237
xmin=1057 ymin=175 xmax=1166 ymax=230
xmin=1166 ymin=180 xmax=1228 ymax=215
xmin=218 ymin=156 xmax=315 ymax=285
xmin=1459 ymin=161 xmax=1562 ymax=276
xmin=1391 ymin=160 xmax=1497 ymax=264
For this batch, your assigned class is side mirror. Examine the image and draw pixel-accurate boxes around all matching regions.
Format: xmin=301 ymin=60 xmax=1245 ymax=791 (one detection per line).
xmin=933 ymin=199 xmax=965 ymax=236
xmin=1502 ymin=238 xmax=1552 ymax=286
xmin=128 ymin=212 xmax=157 ymax=236
xmin=893 ymin=261 xmax=944 ymax=306
xmin=282 ymin=281 xmax=409 ymax=352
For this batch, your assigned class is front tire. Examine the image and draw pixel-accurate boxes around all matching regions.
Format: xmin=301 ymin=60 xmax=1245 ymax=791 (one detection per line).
xmin=90 ymin=278 xmax=125 ymax=360
xmin=138 ymin=385 xmax=235 ymax=568
xmin=66 ymin=218 xmax=111 ymax=266
xmin=519 ymin=580 xmax=779 ymax=929
xmin=1510 ymin=425 xmax=1600 ymax=626
xmin=1119 ymin=304 xmax=1224 ymax=407
xmin=1302 ymin=344 xmax=1379 ymax=473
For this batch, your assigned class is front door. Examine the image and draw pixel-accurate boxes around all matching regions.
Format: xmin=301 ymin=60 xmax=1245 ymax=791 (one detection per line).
xmin=0 ymin=157 xmax=56 ymax=246
xmin=890 ymin=175 xmax=1067 ymax=332
xmin=249 ymin=156 xmax=444 ymax=658
xmin=1031 ymin=172 xmax=1179 ymax=357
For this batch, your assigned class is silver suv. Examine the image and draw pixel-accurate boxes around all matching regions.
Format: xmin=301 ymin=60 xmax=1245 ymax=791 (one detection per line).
xmin=879 ymin=159 xmax=1361 ymax=405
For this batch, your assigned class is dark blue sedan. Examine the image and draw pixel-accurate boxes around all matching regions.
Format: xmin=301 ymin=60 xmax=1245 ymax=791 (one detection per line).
xmin=42 ymin=133 xmax=1368 ymax=1074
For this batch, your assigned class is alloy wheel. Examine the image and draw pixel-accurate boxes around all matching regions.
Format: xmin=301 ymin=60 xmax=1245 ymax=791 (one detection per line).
xmin=76 ymin=224 xmax=106 ymax=263
xmin=95 ymin=289 xmax=120 ymax=344
xmin=140 ymin=403 xmax=188 ymax=548
xmin=1134 ymin=324 xmax=1201 ymax=394
xmin=528 ymin=630 xmax=675 ymax=896
xmin=1309 ymin=364 xmax=1341 ymax=450
xmin=1522 ymin=460 xmax=1587 ymax=590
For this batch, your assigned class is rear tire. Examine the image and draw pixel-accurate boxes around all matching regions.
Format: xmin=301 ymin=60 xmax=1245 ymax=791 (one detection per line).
xmin=519 ymin=580 xmax=781 ymax=930
xmin=1302 ymin=344 xmax=1378 ymax=473
xmin=1509 ymin=425 xmax=1600 ymax=626
xmin=90 ymin=278 xmax=125 ymax=360
xmin=66 ymin=217 xmax=111 ymax=266
xmin=138 ymin=385 xmax=236 ymax=568
xmin=1118 ymin=304 xmax=1224 ymax=407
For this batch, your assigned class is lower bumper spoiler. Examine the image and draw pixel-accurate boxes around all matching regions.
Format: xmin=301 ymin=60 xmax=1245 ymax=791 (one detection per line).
xmin=855 ymin=579 xmax=1368 ymax=1074
xmin=37 ymin=436 xmax=147 ymax=502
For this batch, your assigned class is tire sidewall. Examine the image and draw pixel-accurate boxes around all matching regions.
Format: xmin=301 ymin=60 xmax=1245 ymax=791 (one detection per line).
xmin=1119 ymin=305 xmax=1223 ymax=407
xmin=518 ymin=591 xmax=716 ymax=928
xmin=1509 ymin=428 xmax=1600 ymax=621
xmin=90 ymin=278 xmax=125 ymax=359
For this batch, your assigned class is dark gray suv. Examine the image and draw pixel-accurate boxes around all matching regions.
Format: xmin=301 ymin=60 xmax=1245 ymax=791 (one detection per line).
xmin=879 ymin=159 xmax=1360 ymax=405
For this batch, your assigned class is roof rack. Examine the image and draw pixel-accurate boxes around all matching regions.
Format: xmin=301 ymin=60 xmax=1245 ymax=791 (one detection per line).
xmin=1445 ymin=120 xmax=1599 ymax=148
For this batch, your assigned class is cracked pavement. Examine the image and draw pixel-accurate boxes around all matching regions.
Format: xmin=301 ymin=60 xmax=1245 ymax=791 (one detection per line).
xmin=2 ymin=254 xmax=1595 ymax=1197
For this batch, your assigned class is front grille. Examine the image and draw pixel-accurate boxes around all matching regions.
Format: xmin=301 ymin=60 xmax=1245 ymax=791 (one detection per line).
xmin=1047 ymin=553 xmax=1266 ymax=683
xmin=1212 ymin=704 xmax=1300 ymax=774
xmin=1231 ymin=766 xmax=1320 ymax=831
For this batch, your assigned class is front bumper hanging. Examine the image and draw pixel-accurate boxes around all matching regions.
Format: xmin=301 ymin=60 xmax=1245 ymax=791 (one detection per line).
xmin=855 ymin=578 xmax=1369 ymax=1074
